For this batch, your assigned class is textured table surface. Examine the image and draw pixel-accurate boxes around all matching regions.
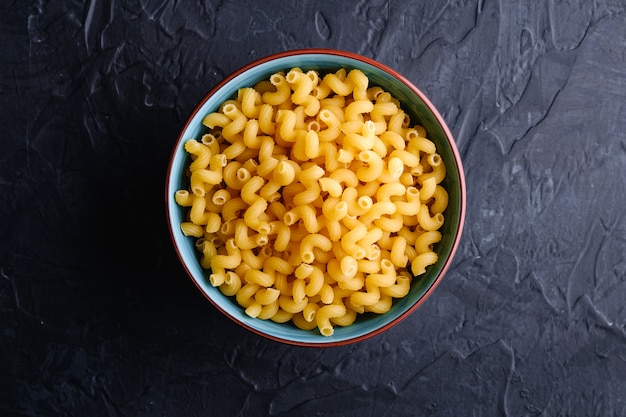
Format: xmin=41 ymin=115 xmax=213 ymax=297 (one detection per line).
xmin=2 ymin=1 xmax=626 ymax=416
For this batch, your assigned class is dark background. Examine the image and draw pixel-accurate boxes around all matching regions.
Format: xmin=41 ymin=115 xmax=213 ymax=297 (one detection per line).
xmin=2 ymin=1 xmax=626 ymax=416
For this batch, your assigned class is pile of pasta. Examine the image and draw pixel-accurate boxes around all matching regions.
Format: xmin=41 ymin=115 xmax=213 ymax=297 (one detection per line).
xmin=175 ymin=67 xmax=448 ymax=336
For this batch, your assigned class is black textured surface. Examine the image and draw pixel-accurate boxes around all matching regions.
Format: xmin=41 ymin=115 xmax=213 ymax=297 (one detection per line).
xmin=2 ymin=1 xmax=626 ymax=416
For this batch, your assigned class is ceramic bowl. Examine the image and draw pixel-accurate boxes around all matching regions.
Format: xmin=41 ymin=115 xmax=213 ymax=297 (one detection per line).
xmin=166 ymin=49 xmax=466 ymax=346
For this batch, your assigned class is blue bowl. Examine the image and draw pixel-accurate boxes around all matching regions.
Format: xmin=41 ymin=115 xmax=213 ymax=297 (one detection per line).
xmin=166 ymin=49 xmax=466 ymax=346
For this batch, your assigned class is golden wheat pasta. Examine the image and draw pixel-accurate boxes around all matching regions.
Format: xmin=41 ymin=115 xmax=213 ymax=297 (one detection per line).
xmin=256 ymin=157 xmax=279 ymax=179
xmin=292 ymin=183 xmax=321 ymax=208
xmin=320 ymin=198 xmax=348 ymax=223
xmin=241 ymin=118 xmax=262 ymax=149
xmin=286 ymin=71 xmax=320 ymax=117
xmin=239 ymin=87 xmax=262 ymax=119
xmin=219 ymin=271 xmax=242 ymax=296
xmin=415 ymin=230 xmax=442 ymax=255
xmin=269 ymin=221 xmax=290 ymax=252
xmin=189 ymin=170 xmax=217 ymax=196
xmin=261 ymin=73 xmax=291 ymax=106
xmin=367 ymin=259 xmax=397 ymax=287
xmin=342 ymin=189 xmax=373 ymax=217
xmin=180 ymin=222 xmax=204 ymax=238
xmin=292 ymin=278 xmax=307 ymax=303
xmin=278 ymin=294 xmax=308 ymax=314
xmin=272 ymin=272 xmax=292 ymax=296
xmin=318 ymin=177 xmax=343 ymax=198
xmin=289 ymin=222 xmax=310 ymax=244
xmin=286 ymin=69 xmax=312 ymax=100
xmin=210 ymin=238 xmax=242 ymax=270
xmin=304 ymin=265 xmax=325 ymax=297
xmin=254 ymin=287 xmax=281 ymax=305
xmin=259 ymin=180 xmax=281 ymax=203
xmin=380 ymin=273 xmax=410 ymax=298
xmin=364 ymin=294 xmax=393 ymax=314
xmin=210 ymin=189 xmax=230 ymax=206
xmin=344 ymin=68 xmax=367 ymax=90
xmin=338 ymin=273 xmax=365 ymax=292
xmin=359 ymin=201 xmax=396 ymax=225
xmin=340 ymin=120 xmax=364 ymax=136
xmin=388 ymin=149 xmax=419 ymax=168
xmin=240 ymin=175 xmax=264 ymax=204
xmin=386 ymin=111 xmax=406 ymax=135
xmin=263 ymin=257 xmax=294 ymax=278
xmin=224 ymin=137 xmax=251 ymax=159
xmin=202 ymin=111 xmax=230 ymax=129
xmin=185 ymin=139 xmax=211 ymax=171
xmin=376 ymin=182 xmax=406 ymax=202
xmin=396 ymin=225 xmax=418 ymax=246
xmin=374 ymin=212 xmax=404 ymax=233
xmin=344 ymin=132 xmax=375 ymax=152
xmin=370 ymin=101 xmax=398 ymax=119
xmin=326 ymin=259 xmax=353 ymax=283
xmin=357 ymin=226 xmax=383 ymax=249
xmin=419 ymin=177 xmax=437 ymax=201
xmin=174 ymin=190 xmax=195 ymax=207
xmin=255 ymin=103 xmax=275 ymax=135
xmin=397 ymin=172 xmax=413 ymax=187
xmin=378 ymin=131 xmax=405 ymax=152
xmin=394 ymin=202 xmax=420 ymax=218
xmin=275 ymin=109 xmax=297 ymax=142
xmin=200 ymin=133 xmax=221 ymax=154
xmin=321 ymin=71 xmax=352 ymax=97
xmin=255 ymin=300 xmax=279 ymax=320
xmin=407 ymin=135 xmax=437 ymax=155
xmin=349 ymin=281 xmax=380 ymax=307
xmin=235 ymin=283 xmax=260 ymax=308
xmin=244 ymin=269 xmax=274 ymax=288
xmin=221 ymin=103 xmax=247 ymax=140
xmin=344 ymin=100 xmax=374 ymax=121
xmin=253 ymin=79 xmax=275 ymax=94
xmin=224 ymin=163 xmax=252 ymax=190
xmin=315 ymin=304 xmax=346 ymax=336
xmin=430 ymin=185 xmax=449 ymax=214
xmin=204 ymin=212 xmax=221 ymax=234
xmin=356 ymin=150 xmax=384 ymax=182
xmin=329 ymin=307 xmax=357 ymax=327
xmin=269 ymin=308 xmax=293 ymax=323
xmin=300 ymin=233 xmax=332 ymax=264
xmin=187 ymin=193 xmax=207 ymax=225
xmin=417 ymin=203 xmax=445 ymax=231
xmin=390 ymin=236 xmax=408 ymax=267
xmin=411 ymin=251 xmax=438 ymax=276
xmin=243 ymin=198 xmax=271 ymax=234
xmin=300 ymin=129 xmax=319 ymax=160
xmin=314 ymin=108 xmax=340 ymax=142
xmin=340 ymin=224 xmax=368 ymax=259
xmin=357 ymin=259 xmax=381 ymax=274
xmin=293 ymin=312 xmax=319 ymax=330
xmin=239 ymin=249 xmax=264 ymax=271
xmin=196 ymin=238 xmax=216 ymax=264
xmin=245 ymin=302 xmax=263 ymax=318
xmin=233 ymin=220 xmax=262 ymax=250
xmin=418 ymin=159 xmax=447 ymax=185
xmin=220 ymin=197 xmax=247 ymax=222
xmin=218 ymin=219 xmax=236 ymax=241
xmin=302 ymin=302 xmax=320 ymax=322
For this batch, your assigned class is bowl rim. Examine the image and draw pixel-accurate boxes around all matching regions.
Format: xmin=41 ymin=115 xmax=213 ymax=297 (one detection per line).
xmin=165 ymin=48 xmax=466 ymax=347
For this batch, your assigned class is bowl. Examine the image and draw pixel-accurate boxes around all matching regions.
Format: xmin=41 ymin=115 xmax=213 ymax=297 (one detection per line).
xmin=165 ymin=48 xmax=466 ymax=346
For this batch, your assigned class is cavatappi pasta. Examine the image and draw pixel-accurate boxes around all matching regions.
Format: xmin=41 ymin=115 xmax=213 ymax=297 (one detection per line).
xmin=176 ymin=67 xmax=448 ymax=336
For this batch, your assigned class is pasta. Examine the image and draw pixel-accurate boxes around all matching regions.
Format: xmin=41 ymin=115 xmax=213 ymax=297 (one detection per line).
xmin=176 ymin=67 xmax=448 ymax=336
